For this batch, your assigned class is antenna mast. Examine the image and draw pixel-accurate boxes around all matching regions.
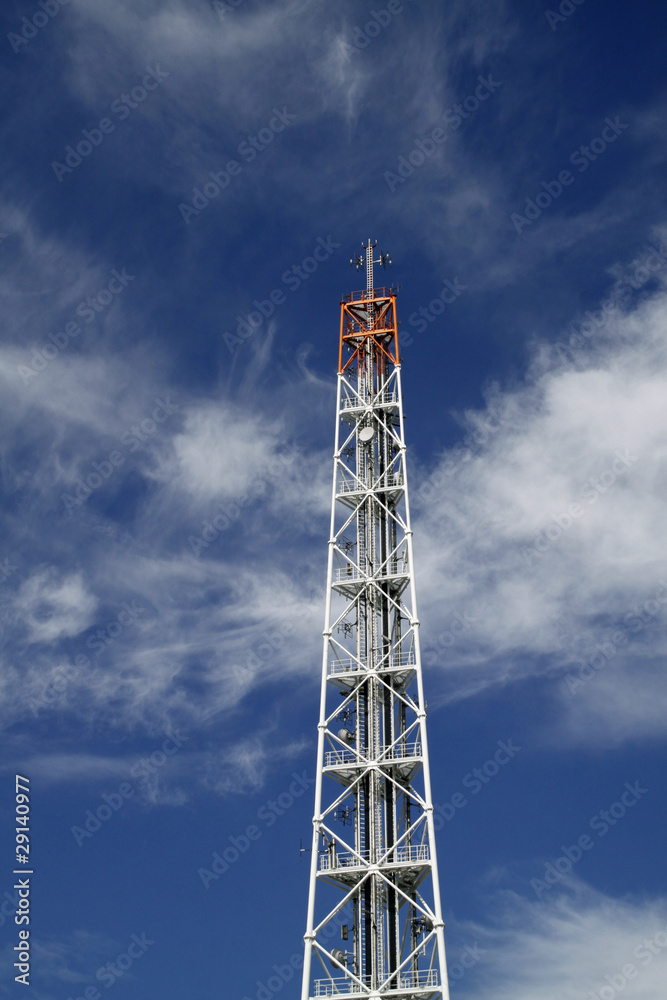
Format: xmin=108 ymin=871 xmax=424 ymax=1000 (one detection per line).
xmin=301 ymin=243 xmax=450 ymax=1000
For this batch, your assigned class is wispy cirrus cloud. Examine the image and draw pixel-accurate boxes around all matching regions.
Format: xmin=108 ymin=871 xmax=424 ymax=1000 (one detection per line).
xmin=451 ymin=878 xmax=667 ymax=1000
xmin=413 ymin=247 xmax=667 ymax=746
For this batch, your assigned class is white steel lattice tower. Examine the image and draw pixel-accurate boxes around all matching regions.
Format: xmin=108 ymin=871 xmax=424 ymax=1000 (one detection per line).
xmin=301 ymin=241 xmax=450 ymax=1000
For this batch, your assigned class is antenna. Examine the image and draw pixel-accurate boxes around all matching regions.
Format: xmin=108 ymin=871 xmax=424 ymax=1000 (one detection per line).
xmin=350 ymin=240 xmax=391 ymax=294
xmin=364 ymin=238 xmax=376 ymax=294
xmin=352 ymin=238 xmax=392 ymax=295
xmin=299 ymin=838 xmax=312 ymax=862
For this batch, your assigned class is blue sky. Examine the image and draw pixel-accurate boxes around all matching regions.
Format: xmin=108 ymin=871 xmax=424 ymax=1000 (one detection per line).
xmin=1 ymin=0 xmax=667 ymax=997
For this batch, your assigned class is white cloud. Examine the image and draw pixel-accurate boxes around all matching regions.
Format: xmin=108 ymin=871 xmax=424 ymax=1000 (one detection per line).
xmin=199 ymin=735 xmax=308 ymax=796
xmin=162 ymin=401 xmax=283 ymax=501
xmin=0 ymin=278 xmax=329 ymax=735
xmin=21 ymin=753 xmax=130 ymax=782
xmin=453 ymin=880 xmax=667 ymax=1000
xmin=412 ymin=268 xmax=667 ymax=745
xmin=0 ymin=928 xmax=114 ymax=987
xmin=7 ymin=735 xmax=309 ymax=803
xmin=13 ymin=569 xmax=98 ymax=644
xmin=556 ymin=658 xmax=667 ymax=748
xmin=0 ymin=547 xmax=322 ymax=738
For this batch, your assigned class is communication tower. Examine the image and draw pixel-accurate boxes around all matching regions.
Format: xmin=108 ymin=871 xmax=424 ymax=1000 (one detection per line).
xmin=301 ymin=241 xmax=450 ymax=1000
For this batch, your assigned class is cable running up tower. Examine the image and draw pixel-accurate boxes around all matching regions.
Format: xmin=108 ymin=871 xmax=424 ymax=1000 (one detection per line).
xmin=301 ymin=241 xmax=450 ymax=1000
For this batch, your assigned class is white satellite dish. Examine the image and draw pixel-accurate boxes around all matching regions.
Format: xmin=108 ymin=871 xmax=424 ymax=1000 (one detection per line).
xmin=359 ymin=426 xmax=374 ymax=443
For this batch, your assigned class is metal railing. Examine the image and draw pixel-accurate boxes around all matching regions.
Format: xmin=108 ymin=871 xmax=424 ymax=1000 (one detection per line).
xmin=324 ymin=747 xmax=364 ymax=767
xmin=378 ymin=741 xmax=421 ymax=762
xmin=327 ymin=653 xmax=416 ymax=676
xmin=319 ymin=850 xmax=369 ymax=871
xmin=344 ymin=287 xmax=394 ymax=303
xmin=399 ymin=970 xmax=439 ymax=991
xmin=336 ymin=473 xmax=403 ymax=494
xmin=319 ymin=843 xmax=429 ymax=871
xmin=340 ymin=389 xmax=398 ymax=410
xmin=333 ymin=560 xmax=407 ymax=583
xmin=312 ymin=969 xmax=438 ymax=996
xmin=313 ymin=975 xmax=370 ymax=996
xmin=333 ymin=566 xmax=363 ymax=582
xmin=324 ymin=741 xmax=421 ymax=767
xmin=392 ymin=844 xmax=430 ymax=864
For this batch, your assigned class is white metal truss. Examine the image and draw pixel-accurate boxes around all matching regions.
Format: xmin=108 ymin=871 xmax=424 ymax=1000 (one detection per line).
xmin=301 ymin=241 xmax=451 ymax=1000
